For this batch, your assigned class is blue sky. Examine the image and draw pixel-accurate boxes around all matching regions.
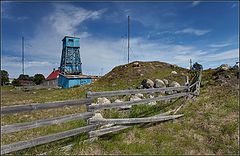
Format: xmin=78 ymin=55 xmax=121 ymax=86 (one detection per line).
xmin=1 ymin=1 xmax=239 ymax=78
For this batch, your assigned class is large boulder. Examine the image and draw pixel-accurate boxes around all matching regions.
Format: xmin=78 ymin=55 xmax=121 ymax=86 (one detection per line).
xmin=171 ymin=71 xmax=178 ymax=74
xmin=141 ymin=79 xmax=154 ymax=88
xmin=154 ymin=79 xmax=166 ymax=88
xmin=91 ymin=113 xmax=104 ymax=120
xmin=162 ymin=79 xmax=169 ymax=86
xmin=114 ymin=99 xmax=123 ymax=103
xmin=169 ymin=81 xmax=181 ymax=87
xmin=133 ymin=62 xmax=140 ymax=67
xmin=97 ymin=97 xmax=111 ymax=104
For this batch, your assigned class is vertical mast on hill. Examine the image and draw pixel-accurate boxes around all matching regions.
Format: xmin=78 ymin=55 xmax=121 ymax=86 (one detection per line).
xmin=22 ymin=37 xmax=25 ymax=75
xmin=128 ymin=15 xmax=130 ymax=64
xmin=190 ymin=59 xmax=192 ymax=70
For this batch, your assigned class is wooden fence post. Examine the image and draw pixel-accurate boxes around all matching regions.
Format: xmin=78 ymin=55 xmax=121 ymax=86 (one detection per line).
xmin=86 ymin=91 xmax=98 ymax=141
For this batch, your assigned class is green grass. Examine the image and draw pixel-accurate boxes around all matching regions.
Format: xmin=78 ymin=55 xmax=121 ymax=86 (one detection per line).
xmin=1 ymin=61 xmax=239 ymax=155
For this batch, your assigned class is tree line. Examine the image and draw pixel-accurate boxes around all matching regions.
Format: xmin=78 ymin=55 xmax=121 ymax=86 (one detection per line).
xmin=1 ymin=70 xmax=45 ymax=86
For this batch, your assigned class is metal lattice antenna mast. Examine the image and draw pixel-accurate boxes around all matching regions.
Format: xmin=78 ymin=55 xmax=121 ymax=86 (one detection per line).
xmin=128 ymin=15 xmax=130 ymax=64
xmin=190 ymin=59 xmax=192 ymax=70
xmin=22 ymin=37 xmax=24 ymax=75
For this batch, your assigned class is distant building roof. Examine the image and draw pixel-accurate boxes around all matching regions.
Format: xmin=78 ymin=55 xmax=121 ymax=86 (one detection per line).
xmin=46 ymin=69 xmax=60 ymax=81
xmin=62 ymin=36 xmax=80 ymax=41
xmin=59 ymin=74 xmax=100 ymax=79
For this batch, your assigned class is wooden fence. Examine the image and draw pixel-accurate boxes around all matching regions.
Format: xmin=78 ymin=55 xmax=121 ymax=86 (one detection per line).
xmin=1 ymin=70 xmax=201 ymax=154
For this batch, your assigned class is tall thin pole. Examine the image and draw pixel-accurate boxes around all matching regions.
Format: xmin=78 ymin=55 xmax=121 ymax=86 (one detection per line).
xmin=190 ymin=59 xmax=192 ymax=70
xmin=127 ymin=15 xmax=130 ymax=64
xmin=22 ymin=37 xmax=24 ymax=75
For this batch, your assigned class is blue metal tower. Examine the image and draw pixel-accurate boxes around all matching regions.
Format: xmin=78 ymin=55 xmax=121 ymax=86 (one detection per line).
xmin=60 ymin=36 xmax=82 ymax=75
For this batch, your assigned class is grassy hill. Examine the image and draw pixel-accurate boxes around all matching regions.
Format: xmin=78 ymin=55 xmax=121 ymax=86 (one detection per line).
xmin=1 ymin=61 xmax=239 ymax=155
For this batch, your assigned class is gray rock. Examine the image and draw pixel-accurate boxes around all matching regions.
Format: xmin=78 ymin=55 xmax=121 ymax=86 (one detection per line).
xmin=169 ymin=81 xmax=181 ymax=87
xmin=97 ymin=97 xmax=111 ymax=104
xmin=148 ymin=95 xmax=156 ymax=105
xmin=154 ymin=79 xmax=166 ymax=88
xmin=130 ymin=95 xmax=142 ymax=101
xmin=148 ymin=101 xmax=157 ymax=106
xmin=162 ymin=79 xmax=169 ymax=86
xmin=114 ymin=99 xmax=123 ymax=103
xmin=141 ymin=79 xmax=154 ymax=88
xmin=133 ymin=62 xmax=140 ymax=67
xmin=91 ymin=113 xmax=104 ymax=120
xmin=171 ymin=71 xmax=178 ymax=74
xmin=136 ymin=93 xmax=144 ymax=98
xmin=115 ymin=99 xmax=131 ymax=109
xmin=149 ymin=95 xmax=154 ymax=98
xmin=225 ymin=75 xmax=231 ymax=79
xmin=171 ymin=64 xmax=178 ymax=68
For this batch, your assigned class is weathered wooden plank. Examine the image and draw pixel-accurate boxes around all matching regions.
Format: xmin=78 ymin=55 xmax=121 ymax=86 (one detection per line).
xmin=1 ymin=112 xmax=94 ymax=134
xmin=89 ymin=114 xmax=184 ymax=125
xmin=89 ymin=110 xmax=178 ymax=138
xmin=89 ymin=92 xmax=188 ymax=111
xmin=87 ymin=86 xmax=188 ymax=98
xmin=189 ymin=81 xmax=199 ymax=89
xmin=89 ymin=125 xmax=130 ymax=138
xmin=1 ymin=124 xmax=97 ymax=155
xmin=1 ymin=99 xmax=92 ymax=115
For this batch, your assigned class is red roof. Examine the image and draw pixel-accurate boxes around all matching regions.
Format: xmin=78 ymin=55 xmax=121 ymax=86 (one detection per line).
xmin=46 ymin=70 xmax=60 ymax=80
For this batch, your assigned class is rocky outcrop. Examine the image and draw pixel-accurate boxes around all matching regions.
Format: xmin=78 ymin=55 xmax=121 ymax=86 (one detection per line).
xmin=162 ymin=79 xmax=169 ymax=86
xmin=169 ymin=81 xmax=181 ymax=87
xmin=154 ymin=79 xmax=166 ymax=88
xmin=141 ymin=79 xmax=154 ymax=88
xmin=97 ymin=97 xmax=111 ymax=104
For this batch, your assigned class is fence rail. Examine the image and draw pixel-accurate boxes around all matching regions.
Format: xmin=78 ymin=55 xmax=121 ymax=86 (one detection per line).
xmin=87 ymin=86 xmax=188 ymax=98
xmin=1 ymin=112 xmax=94 ymax=134
xmin=1 ymin=99 xmax=91 ymax=115
xmin=89 ymin=114 xmax=184 ymax=125
xmin=1 ymin=125 xmax=97 ymax=155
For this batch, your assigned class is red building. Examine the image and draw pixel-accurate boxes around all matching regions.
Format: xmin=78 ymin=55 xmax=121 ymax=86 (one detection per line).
xmin=42 ymin=69 xmax=60 ymax=87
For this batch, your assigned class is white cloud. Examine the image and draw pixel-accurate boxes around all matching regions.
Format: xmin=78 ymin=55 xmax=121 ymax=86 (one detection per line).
xmin=204 ymin=49 xmax=238 ymax=62
xmin=209 ymin=43 xmax=231 ymax=48
xmin=175 ymin=28 xmax=211 ymax=36
xmin=192 ymin=1 xmax=201 ymax=7
xmin=172 ymin=48 xmax=238 ymax=69
xmin=49 ymin=4 xmax=106 ymax=36
xmin=2 ymin=56 xmax=56 ymax=78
